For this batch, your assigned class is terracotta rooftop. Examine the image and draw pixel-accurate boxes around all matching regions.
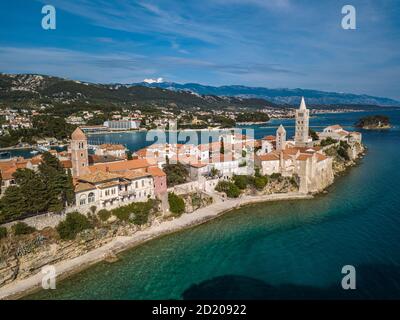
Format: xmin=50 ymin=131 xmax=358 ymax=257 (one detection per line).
xmin=75 ymin=182 xmax=96 ymax=193
xmin=263 ymin=135 xmax=276 ymax=141
xmin=90 ymin=158 xmax=154 ymax=172
xmin=97 ymin=181 xmax=121 ymax=189
xmin=78 ymin=171 xmax=121 ymax=184
xmin=99 ymin=144 xmax=126 ymax=151
xmin=120 ymin=169 xmax=151 ymax=180
xmin=147 ymin=166 xmax=166 ymax=177
xmin=297 ymin=154 xmax=312 ymax=161
xmin=257 ymin=152 xmax=280 ymax=162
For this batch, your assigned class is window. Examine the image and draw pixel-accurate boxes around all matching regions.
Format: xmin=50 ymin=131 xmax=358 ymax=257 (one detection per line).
xmin=88 ymin=192 xmax=95 ymax=203
xmin=142 ymin=180 xmax=144 ymax=187
xmin=105 ymin=190 xmax=110 ymax=196
xmin=79 ymin=195 xmax=87 ymax=206
xmin=81 ymin=153 xmax=84 ymax=157
xmin=135 ymin=181 xmax=138 ymax=188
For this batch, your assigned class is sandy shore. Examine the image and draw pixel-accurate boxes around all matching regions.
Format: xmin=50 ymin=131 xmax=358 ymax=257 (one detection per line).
xmin=0 ymin=192 xmax=312 ymax=300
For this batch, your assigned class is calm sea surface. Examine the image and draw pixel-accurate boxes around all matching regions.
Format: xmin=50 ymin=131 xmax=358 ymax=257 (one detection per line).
xmin=27 ymin=110 xmax=400 ymax=299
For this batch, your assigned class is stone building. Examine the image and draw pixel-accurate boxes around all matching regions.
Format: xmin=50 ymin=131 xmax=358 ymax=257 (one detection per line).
xmin=70 ymin=127 xmax=90 ymax=177
xmin=295 ymin=97 xmax=312 ymax=147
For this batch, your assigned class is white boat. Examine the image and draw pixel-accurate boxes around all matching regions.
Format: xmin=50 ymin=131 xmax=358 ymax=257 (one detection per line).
xmin=30 ymin=150 xmax=39 ymax=155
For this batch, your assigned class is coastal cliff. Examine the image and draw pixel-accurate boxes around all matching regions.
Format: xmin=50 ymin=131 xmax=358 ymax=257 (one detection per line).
xmin=325 ymin=141 xmax=365 ymax=175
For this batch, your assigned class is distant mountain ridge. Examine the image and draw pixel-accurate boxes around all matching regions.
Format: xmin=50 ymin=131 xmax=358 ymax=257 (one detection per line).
xmin=0 ymin=73 xmax=278 ymax=112
xmin=130 ymin=81 xmax=399 ymax=106
xmin=0 ymin=73 xmax=398 ymax=111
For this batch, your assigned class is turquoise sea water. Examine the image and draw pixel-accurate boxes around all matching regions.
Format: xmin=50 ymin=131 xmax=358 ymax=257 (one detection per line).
xmin=28 ymin=110 xmax=400 ymax=299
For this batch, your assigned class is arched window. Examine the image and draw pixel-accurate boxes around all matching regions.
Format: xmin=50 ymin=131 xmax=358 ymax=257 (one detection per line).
xmin=88 ymin=192 xmax=95 ymax=203
xmin=79 ymin=194 xmax=87 ymax=206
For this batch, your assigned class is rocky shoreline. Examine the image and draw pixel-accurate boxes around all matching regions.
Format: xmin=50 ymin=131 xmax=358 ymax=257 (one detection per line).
xmin=0 ymin=192 xmax=313 ymax=300
xmin=0 ymin=143 xmax=366 ymax=300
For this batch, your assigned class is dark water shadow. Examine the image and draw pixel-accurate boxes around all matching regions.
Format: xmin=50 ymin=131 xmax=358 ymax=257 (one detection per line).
xmin=182 ymin=264 xmax=400 ymax=300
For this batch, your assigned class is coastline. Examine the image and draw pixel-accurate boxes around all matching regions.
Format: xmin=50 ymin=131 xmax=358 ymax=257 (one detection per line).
xmin=0 ymin=192 xmax=312 ymax=300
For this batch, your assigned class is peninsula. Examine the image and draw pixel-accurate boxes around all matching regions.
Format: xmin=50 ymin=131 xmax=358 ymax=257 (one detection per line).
xmin=0 ymin=98 xmax=365 ymax=299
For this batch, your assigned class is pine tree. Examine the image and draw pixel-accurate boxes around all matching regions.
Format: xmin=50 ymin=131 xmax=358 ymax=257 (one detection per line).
xmin=13 ymin=168 xmax=47 ymax=214
xmin=0 ymin=186 xmax=25 ymax=221
xmin=39 ymin=152 xmax=74 ymax=213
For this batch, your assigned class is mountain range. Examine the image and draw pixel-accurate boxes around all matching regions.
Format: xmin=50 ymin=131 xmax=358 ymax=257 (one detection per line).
xmin=133 ymin=81 xmax=400 ymax=106
xmin=0 ymin=73 xmax=398 ymax=114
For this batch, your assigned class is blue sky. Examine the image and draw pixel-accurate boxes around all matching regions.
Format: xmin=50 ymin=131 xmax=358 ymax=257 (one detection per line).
xmin=0 ymin=0 xmax=399 ymax=99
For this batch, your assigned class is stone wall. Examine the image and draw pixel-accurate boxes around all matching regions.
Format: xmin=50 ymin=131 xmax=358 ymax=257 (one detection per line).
xmin=2 ymin=212 xmax=67 ymax=231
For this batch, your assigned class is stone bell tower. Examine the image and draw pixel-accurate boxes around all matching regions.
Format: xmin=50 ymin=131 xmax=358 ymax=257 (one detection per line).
xmin=70 ymin=127 xmax=89 ymax=177
xmin=276 ymin=124 xmax=286 ymax=151
xmin=295 ymin=97 xmax=310 ymax=147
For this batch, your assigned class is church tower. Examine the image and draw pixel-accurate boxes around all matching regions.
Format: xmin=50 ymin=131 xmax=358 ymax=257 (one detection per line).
xmin=295 ymin=97 xmax=310 ymax=147
xmin=70 ymin=127 xmax=89 ymax=177
xmin=276 ymin=124 xmax=286 ymax=151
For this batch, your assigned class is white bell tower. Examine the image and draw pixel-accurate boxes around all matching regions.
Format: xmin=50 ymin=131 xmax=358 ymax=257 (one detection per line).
xmin=295 ymin=97 xmax=310 ymax=147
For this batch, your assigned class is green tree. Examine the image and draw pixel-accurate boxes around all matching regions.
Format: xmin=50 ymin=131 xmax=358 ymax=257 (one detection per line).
xmin=254 ymin=176 xmax=268 ymax=190
xmin=126 ymin=150 xmax=133 ymax=160
xmin=13 ymin=168 xmax=48 ymax=214
xmin=163 ymin=162 xmax=188 ymax=187
xmin=233 ymin=175 xmax=249 ymax=190
xmin=39 ymin=152 xmax=75 ymax=212
xmin=309 ymin=128 xmax=319 ymax=141
xmin=215 ymin=181 xmax=241 ymax=198
xmin=0 ymin=186 xmax=25 ymax=222
xmin=97 ymin=209 xmax=111 ymax=222
xmin=168 ymin=192 xmax=185 ymax=216
xmin=56 ymin=212 xmax=93 ymax=240
xmin=320 ymin=137 xmax=337 ymax=147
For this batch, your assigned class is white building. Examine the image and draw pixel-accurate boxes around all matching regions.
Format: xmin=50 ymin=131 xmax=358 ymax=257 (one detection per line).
xmin=104 ymin=120 xmax=141 ymax=131
xmin=74 ymin=170 xmax=155 ymax=212
xmin=95 ymin=144 xmax=127 ymax=159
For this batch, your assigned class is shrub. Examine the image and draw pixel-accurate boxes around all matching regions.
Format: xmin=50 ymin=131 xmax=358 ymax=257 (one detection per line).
xmin=112 ymin=205 xmax=132 ymax=222
xmin=56 ymin=212 xmax=93 ymax=240
xmin=12 ymin=222 xmax=36 ymax=235
xmin=90 ymin=206 xmax=97 ymax=214
xmin=0 ymin=227 xmax=7 ymax=239
xmin=233 ymin=175 xmax=248 ymax=190
xmin=270 ymin=173 xmax=282 ymax=180
xmin=111 ymin=200 xmax=156 ymax=225
xmin=254 ymin=176 xmax=268 ymax=190
xmin=337 ymin=146 xmax=350 ymax=161
xmin=97 ymin=209 xmax=111 ymax=222
xmin=168 ymin=192 xmax=185 ymax=216
xmin=215 ymin=181 xmax=240 ymax=198
xmin=320 ymin=137 xmax=338 ymax=147
xmin=130 ymin=201 xmax=154 ymax=225
xmin=227 ymin=184 xmax=241 ymax=198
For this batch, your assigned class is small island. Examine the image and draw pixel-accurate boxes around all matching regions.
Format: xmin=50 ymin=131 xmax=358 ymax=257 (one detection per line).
xmin=355 ymin=115 xmax=392 ymax=130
